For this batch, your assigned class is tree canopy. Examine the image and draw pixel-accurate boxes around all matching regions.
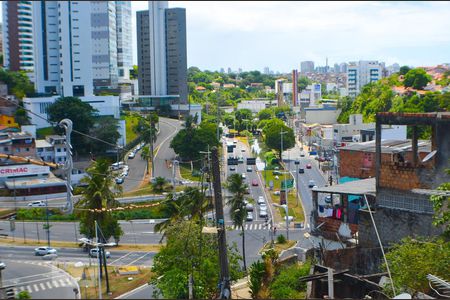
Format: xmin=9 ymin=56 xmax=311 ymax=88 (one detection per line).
xmin=403 ymin=68 xmax=432 ymax=90
xmin=0 ymin=68 xmax=35 ymax=99
xmin=263 ymin=119 xmax=295 ymax=158
xmin=87 ymin=117 xmax=120 ymax=154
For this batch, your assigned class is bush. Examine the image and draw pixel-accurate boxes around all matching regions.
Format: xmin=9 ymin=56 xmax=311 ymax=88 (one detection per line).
xmin=276 ymin=234 xmax=287 ymax=244
xmin=269 ymin=261 xmax=311 ymax=299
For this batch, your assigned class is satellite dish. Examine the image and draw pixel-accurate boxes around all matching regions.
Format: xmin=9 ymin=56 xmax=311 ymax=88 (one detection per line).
xmin=422 ymin=150 xmax=437 ymax=163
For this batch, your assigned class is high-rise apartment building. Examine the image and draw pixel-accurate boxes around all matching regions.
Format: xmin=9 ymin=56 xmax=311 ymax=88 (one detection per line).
xmin=116 ymin=1 xmax=133 ymax=81
xmin=347 ymin=61 xmax=384 ymax=98
xmin=300 ymin=61 xmax=314 ymax=74
xmin=339 ymin=62 xmax=348 ymax=73
xmin=32 ymin=1 xmax=129 ymax=97
xmin=137 ymin=1 xmax=188 ymax=104
xmin=2 ymin=1 xmax=34 ymax=73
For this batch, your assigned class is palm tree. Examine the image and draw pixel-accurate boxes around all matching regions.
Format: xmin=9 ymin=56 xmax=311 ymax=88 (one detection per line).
xmin=151 ymin=176 xmax=167 ymax=193
xmin=77 ymin=159 xmax=122 ymax=243
xmin=136 ymin=113 xmax=159 ymax=174
xmin=226 ymin=173 xmax=249 ymax=273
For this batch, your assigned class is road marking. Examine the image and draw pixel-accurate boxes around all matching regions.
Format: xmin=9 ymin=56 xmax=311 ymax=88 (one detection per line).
xmin=33 ymin=284 xmax=39 ymax=292
xmin=59 ymin=279 xmax=66 ymax=287
xmin=46 ymin=281 xmax=53 ymax=289
xmin=65 ymin=278 xmax=72 ymax=286
xmin=127 ymin=252 xmax=151 ymax=266
xmin=39 ymin=283 xmax=46 ymax=290
xmin=109 ymin=252 xmax=134 ymax=265
xmin=53 ymin=280 xmax=60 ymax=288
xmin=2 ymin=271 xmax=56 ymax=283
xmin=19 ymin=286 xmax=25 ymax=292
xmin=26 ymin=286 xmax=32 ymax=293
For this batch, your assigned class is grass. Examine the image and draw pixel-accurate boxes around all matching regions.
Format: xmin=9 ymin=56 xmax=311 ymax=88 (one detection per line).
xmin=121 ymin=114 xmax=140 ymax=144
xmin=179 ymin=162 xmax=202 ymax=182
xmin=63 ymin=264 xmax=153 ymax=299
xmin=36 ymin=126 xmax=56 ymax=139
xmin=262 ymin=170 xmax=304 ymax=223
xmin=0 ymin=236 xmax=162 ymax=252
xmin=259 ymin=240 xmax=297 ymax=255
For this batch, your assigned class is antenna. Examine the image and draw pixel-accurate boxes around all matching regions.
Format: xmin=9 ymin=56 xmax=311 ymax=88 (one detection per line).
xmin=422 ymin=150 xmax=437 ymax=163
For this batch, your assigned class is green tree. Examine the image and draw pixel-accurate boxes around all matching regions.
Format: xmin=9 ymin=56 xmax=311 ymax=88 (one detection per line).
xmin=135 ymin=113 xmax=159 ymax=174
xmin=257 ymin=108 xmax=274 ymax=121
xmin=399 ymin=66 xmax=411 ymax=75
xmin=151 ymin=176 xmax=167 ymax=193
xmin=88 ymin=117 xmax=120 ymax=154
xmin=76 ymin=159 xmax=123 ymax=244
xmin=129 ymin=65 xmax=138 ymax=79
xmin=263 ymin=119 xmax=295 ymax=158
xmin=298 ymin=76 xmax=311 ymax=91
xmin=249 ymin=260 xmax=266 ymax=298
xmin=226 ymin=173 xmax=249 ymax=272
xmin=403 ymin=68 xmax=432 ymax=90
xmin=430 ymin=167 xmax=450 ymax=237
xmin=383 ymin=237 xmax=450 ymax=295
xmin=0 ymin=68 xmax=35 ymax=99
xmin=47 ymin=97 xmax=98 ymax=151
xmin=150 ymin=220 xmax=243 ymax=299
xmin=14 ymin=107 xmax=30 ymax=125
xmin=269 ymin=262 xmax=311 ymax=299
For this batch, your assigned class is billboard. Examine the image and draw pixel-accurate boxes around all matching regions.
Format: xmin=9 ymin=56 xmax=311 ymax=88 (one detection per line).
xmin=0 ymin=164 xmax=50 ymax=178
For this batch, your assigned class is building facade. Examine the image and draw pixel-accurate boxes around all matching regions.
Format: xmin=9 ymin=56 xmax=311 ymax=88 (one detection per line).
xmin=300 ymin=61 xmax=314 ymax=74
xmin=115 ymin=1 xmax=133 ymax=81
xmin=347 ymin=61 xmax=384 ymax=98
xmin=137 ymin=1 xmax=188 ymax=104
xmin=2 ymin=1 xmax=34 ymax=73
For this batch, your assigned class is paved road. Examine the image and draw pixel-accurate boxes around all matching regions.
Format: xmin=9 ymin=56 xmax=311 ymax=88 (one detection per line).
xmin=1 ymin=260 xmax=79 ymax=299
xmin=0 ymin=245 xmax=154 ymax=267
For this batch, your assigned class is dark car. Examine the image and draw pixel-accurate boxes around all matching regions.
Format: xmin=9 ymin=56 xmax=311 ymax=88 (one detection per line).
xmin=298 ymin=168 xmax=305 ymax=174
xmin=306 ymin=163 xmax=312 ymax=169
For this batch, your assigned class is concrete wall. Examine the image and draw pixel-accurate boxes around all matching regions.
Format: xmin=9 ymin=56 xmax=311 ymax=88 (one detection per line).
xmin=305 ymin=107 xmax=341 ymax=125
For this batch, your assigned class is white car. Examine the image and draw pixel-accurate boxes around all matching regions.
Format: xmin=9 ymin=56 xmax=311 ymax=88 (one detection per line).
xmin=259 ymin=210 xmax=268 ymax=218
xmin=123 ymin=165 xmax=129 ymax=171
xmin=246 ymin=212 xmax=253 ymax=221
xmin=89 ymin=248 xmax=111 ymax=258
xmin=260 ymin=204 xmax=267 ymax=211
xmin=128 ymin=152 xmax=135 ymax=159
xmin=245 ymin=203 xmax=254 ymax=211
xmin=257 ymin=196 xmax=265 ymax=205
xmin=308 ymin=180 xmax=315 ymax=188
xmin=242 ymin=173 xmax=246 ymax=179
xmin=111 ymin=161 xmax=124 ymax=170
xmin=115 ymin=177 xmax=124 ymax=184
xmin=28 ymin=201 xmax=46 ymax=207
xmin=35 ymin=247 xmax=57 ymax=256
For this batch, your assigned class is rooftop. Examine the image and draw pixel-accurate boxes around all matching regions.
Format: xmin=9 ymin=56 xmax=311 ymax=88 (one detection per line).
xmin=35 ymin=139 xmax=53 ymax=148
xmin=340 ymin=139 xmax=431 ymax=154
xmin=312 ymin=177 xmax=376 ymax=196
xmin=5 ymin=176 xmax=66 ymax=189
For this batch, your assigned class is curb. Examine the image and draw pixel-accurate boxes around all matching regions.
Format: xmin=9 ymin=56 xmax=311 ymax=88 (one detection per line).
xmin=50 ymin=261 xmax=81 ymax=299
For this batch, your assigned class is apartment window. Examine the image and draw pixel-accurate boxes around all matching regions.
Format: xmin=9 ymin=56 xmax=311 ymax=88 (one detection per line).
xmin=26 ymin=148 xmax=30 ymax=152
xmin=57 ymin=148 xmax=61 ymax=152
xmin=3 ymin=147 xmax=8 ymax=152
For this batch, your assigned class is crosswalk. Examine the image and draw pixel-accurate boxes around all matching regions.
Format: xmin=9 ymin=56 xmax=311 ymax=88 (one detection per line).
xmin=227 ymin=223 xmax=271 ymax=231
xmin=13 ymin=277 xmax=74 ymax=295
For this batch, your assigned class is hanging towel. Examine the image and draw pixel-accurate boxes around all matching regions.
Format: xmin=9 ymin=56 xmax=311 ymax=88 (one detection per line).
xmin=319 ymin=205 xmax=324 ymax=213
xmin=336 ymin=208 xmax=342 ymax=219
xmin=326 ymin=208 xmax=333 ymax=217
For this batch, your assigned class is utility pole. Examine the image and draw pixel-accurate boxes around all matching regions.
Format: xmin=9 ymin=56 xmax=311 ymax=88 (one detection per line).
xmin=45 ymin=197 xmax=50 ymax=247
xmin=280 ymin=130 xmax=287 ymax=201
xmin=211 ymin=147 xmax=231 ymax=299
xmin=95 ymin=221 xmax=102 ymax=300
xmin=150 ymin=124 xmax=155 ymax=177
xmin=295 ymin=160 xmax=299 ymax=207
xmin=59 ymin=119 xmax=73 ymax=214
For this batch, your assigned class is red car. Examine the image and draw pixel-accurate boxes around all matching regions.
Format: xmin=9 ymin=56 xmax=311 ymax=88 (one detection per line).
xmin=252 ymin=179 xmax=259 ymax=186
xmin=306 ymin=163 xmax=312 ymax=169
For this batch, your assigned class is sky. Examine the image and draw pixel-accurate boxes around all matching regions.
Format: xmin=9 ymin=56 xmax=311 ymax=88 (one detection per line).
xmin=2 ymin=1 xmax=450 ymax=73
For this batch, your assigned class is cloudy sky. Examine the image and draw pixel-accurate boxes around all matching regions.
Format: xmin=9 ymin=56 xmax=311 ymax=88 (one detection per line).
xmin=2 ymin=1 xmax=449 ymax=73
xmin=132 ymin=1 xmax=450 ymax=72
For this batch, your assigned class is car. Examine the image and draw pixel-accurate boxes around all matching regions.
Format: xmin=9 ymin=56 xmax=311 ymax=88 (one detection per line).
xmin=306 ymin=163 xmax=312 ymax=169
xmin=123 ymin=165 xmax=129 ymax=171
xmin=259 ymin=210 xmax=268 ymax=218
xmin=90 ymin=248 xmax=111 ymax=258
xmin=121 ymin=170 xmax=129 ymax=177
xmin=115 ymin=176 xmax=124 ymax=184
xmin=300 ymin=152 xmax=305 ymax=157
xmin=257 ymin=196 xmax=265 ymax=205
xmin=238 ymin=157 xmax=244 ymax=163
xmin=42 ymin=253 xmax=58 ymax=261
xmin=241 ymin=149 xmax=245 ymax=152
xmin=0 ymin=261 xmax=6 ymax=270
xmin=298 ymin=168 xmax=305 ymax=174
xmin=285 ymin=216 xmax=294 ymax=222
xmin=35 ymin=247 xmax=57 ymax=256
xmin=128 ymin=152 xmax=135 ymax=159
xmin=242 ymin=173 xmax=246 ymax=179
xmin=246 ymin=203 xmax=254 ymax=211
xmin=273 ymin=170 xmax=281 ymax=175
xmin=28 ymin=200 xmax=46 ymax=207
xmin=246 ymin=166 xmax=252 ymax=172
xmin=260 ymin=204 xmax=267 ymax=211
xmin=111 ymin=161 xmax=125 ymax=170
xmin=312 ymin=185 xmax=318 ymax=189
xmin=274 ymin=190 xmax=280 ymax=196
xmin=233 ymin=140 xmax=238 ymax=144
xmin=252 ymin=179 xmax=258 ymax=186
xmin=246 ymin=212 xmax=253 ymax=221
xmin=229 ymin=166 xmax=236 ymax=171
xmin=308 ymin=180 xmax=315 ymax=188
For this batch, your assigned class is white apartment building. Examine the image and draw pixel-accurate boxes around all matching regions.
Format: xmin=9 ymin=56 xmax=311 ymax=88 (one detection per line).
xmin=346 ymin=61 xmax=384 ymax=98
xmin=2 ymin=1 xmax=35 ymax=75
xmin=300 ymin=84 xmax=322 ymax=108
xmin=333 ymin=114 xmax=376 ymax=144
xmin=32 ymin=1 xmax=132 ymax=96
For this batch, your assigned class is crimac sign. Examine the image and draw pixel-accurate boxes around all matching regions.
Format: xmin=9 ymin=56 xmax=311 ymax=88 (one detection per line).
xmin=0 ymin=164 xmax=50 ymax=178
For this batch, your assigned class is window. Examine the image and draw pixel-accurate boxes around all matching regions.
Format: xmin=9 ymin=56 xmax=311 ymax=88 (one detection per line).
xmin=57 ymin=148 xmax=61 ymax=152
xmin=3 ymin=147 xmax=8 ymax=152
xmin=26 ymin=148 xmax=30 ymax=152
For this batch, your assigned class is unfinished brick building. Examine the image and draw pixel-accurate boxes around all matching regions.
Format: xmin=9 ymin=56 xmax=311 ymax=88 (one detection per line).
xmin=359 ymin=112 xmax=450 ymax=247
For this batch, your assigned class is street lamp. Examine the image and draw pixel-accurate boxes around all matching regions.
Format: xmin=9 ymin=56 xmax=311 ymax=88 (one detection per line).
xmin=272 ymin=203 xmax=289 ymax=241
xmin=294 ymin=161 xmax=300 ymax=207
xmin=280 ymin=130 xmax=288 ymax=204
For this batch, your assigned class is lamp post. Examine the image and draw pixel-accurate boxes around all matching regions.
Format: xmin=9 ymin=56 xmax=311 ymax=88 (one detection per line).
xmin=272 ymin=203 xmax=289 ymax=240
xmin=294 ymin=161 xmax=299 ymax=207
xmin=280 ymin=130 xmax=288 ymax=201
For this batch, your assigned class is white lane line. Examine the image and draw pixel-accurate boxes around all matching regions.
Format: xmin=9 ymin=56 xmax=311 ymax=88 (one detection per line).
xmin=26 ymin=286 xmax=32 ymax=293
xmin=65 ymin=278 xmax=72 ymax=286
xmin=127 ymin=252 xmax=152 ymax=266
xmin=19 ymin=286 xmax=25 ymax=292
xmin=53 ymin=280 xmax=60 ymax=288
xmin=6 ymin=274 xmax=66 ymax=287
xmin=46 ymin=281 xmax=53 ymax=289
xmin=109 ymin=252 xmax=134 ymax=265
xmin=39 ymin=283 xmax=46 ymax=290
xmin=2 ymin=271 xmax=56 ymax=283
xmin=33 ymin=284 xmax=39 ymax=292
